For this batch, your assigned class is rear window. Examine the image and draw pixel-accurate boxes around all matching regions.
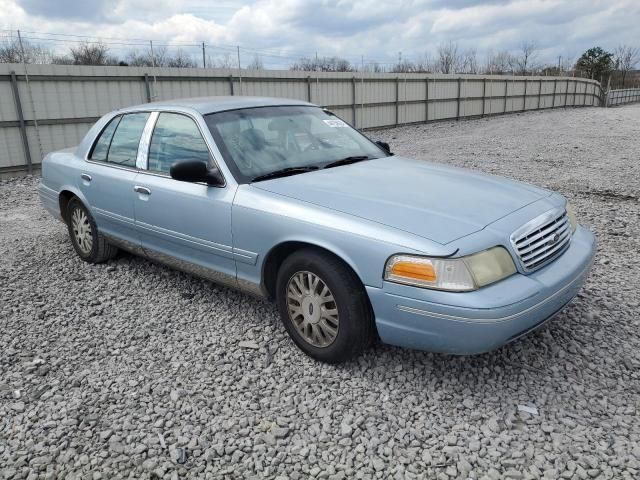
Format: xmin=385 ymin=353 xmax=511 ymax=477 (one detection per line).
xmin=89 ymin=116 xmax=121 ymax=162
xmin=89 ymin=113 xmax=150 ymax=168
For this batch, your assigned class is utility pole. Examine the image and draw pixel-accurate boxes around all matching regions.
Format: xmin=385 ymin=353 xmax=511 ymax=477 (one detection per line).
xmin=150 ymin=40 xmax=157 ymax=99
xmin=202 ymin=42 xmax=206 ymax=69
xmin=360 ymin=55 xmax=365 ymax=127
xmin=236 ymin=46 xmax=242 ymax=95
xmin=557 ymin=55 xmax=561 ymax=76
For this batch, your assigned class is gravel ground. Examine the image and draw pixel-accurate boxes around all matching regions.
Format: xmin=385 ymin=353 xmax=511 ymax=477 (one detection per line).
xmin=1 ymin=105 xmax=639 ymax=480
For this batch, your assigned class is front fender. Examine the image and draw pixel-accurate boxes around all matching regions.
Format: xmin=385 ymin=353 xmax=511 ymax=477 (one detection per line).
xmin=232 ymin=185 xmax=456 ymax=290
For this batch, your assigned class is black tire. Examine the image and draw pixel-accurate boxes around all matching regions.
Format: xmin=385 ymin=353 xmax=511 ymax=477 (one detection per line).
xmin=66 ymin=197 xmax=118 ymax=263
xmin=276 ymin=248 xmax=374 ymax=363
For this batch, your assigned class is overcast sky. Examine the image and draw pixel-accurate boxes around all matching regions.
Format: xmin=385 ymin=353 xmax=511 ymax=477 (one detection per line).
xmin=0 ymin=0 xmax=638 ymax=68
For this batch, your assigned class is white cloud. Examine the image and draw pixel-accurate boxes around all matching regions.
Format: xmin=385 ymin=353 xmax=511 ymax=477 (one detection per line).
xmin=1 ymin=0 xmax=638 ymax=69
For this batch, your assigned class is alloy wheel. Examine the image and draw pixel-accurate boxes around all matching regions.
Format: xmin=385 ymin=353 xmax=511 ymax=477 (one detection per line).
xmin=286 ymin=271 xmax=339 ymax=348
xmin=71 ymin=207 xmax=93 ymax=255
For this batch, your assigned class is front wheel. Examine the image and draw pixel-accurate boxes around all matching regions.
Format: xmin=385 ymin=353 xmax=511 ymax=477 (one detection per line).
xmin=66 ymin=198 xmax=118 ymax=263
xmin=276 ymin=249 xmax=374 ymax=363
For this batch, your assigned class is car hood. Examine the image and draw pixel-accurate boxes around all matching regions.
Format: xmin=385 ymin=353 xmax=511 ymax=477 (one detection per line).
xmin=252 ymin=156 xmax=551 ymax=245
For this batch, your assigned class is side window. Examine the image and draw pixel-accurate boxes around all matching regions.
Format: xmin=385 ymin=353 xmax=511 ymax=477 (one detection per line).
xmin=106 ymin=113 xmax=150 ymax=167
xmin=89 ymin=115 xmax=121 ymax=161
xmin=148 ymin=113 xmax=211 ymax=174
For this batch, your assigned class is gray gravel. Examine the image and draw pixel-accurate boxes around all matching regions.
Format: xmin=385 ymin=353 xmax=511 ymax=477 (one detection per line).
xmin=1 ymin=105 xmax=640 ymax=480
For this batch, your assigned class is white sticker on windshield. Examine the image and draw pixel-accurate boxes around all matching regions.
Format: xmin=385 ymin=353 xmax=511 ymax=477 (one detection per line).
xmin=323 ymin=119 xmax=348 ymax=128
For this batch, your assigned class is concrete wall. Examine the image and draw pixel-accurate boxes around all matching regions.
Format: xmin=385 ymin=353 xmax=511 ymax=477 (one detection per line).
xmin=0 ymin=63 xmax=604 ymax=173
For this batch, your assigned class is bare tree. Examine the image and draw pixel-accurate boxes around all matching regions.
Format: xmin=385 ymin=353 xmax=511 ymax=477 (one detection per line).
xmin=484 ymin=50 xmax=514 ymax=74
xmin=126 ymin=47 xmax=198 ymax=68
xmin=210 ymin=53 xmax=237 ymax=69
xmin=245 ymin=54 xmax=264 ymax=70
xmin=512 ymin=41 xmax=538 ymax=75
xmin=390 ymin=53 xmax=433 ymax=73
xmin=391 ymin=59 xmax=417 ymax=73
xmin=461 ymin=48 xmax=478 ymax=74
xmin=365 ymin=62 xmax=385 ymax=73
xmin=0 ymin=37 xmax=52 ymax=64
xmin=290 ymin=56 xmax=353 ymax=72
xmin=166 ymin=50 xmax=196 ymax=68
xmin=69 ymin=42 xmax=117 ymax=65
xmin=435 ymin=41 xmax=460 ymax=74
xmin=415 ymin=53 xmax=434 ymax=73
xmin=615 ymin=44 xmax=640 ymax=86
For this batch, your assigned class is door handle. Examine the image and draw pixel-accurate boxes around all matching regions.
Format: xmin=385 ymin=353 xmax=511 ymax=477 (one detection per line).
xmin=134 ymin=185 xmax=151 ymax=195
xmin=81 ymin=173 xmax=92 ymax=182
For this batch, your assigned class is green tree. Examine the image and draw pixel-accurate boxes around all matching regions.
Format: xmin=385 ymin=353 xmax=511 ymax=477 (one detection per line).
xmin=575 ymin=47 xmax=613 ymax=80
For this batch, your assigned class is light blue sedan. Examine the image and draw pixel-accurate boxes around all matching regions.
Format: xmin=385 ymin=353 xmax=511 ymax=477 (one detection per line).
xmin=38 ymin=96 xmax=596 ymax=363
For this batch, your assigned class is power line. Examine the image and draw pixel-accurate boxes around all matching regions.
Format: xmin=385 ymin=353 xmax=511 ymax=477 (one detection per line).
xmin=1 ymin=27 xmax=412 ymax=69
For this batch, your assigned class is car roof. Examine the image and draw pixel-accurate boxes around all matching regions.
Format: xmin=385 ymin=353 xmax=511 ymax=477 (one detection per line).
xmin=123 ymin=96 xmax=317 ymax=115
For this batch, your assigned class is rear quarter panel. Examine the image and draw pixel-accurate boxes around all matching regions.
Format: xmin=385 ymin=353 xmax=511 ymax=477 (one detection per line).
xmin=39 ymin=113 xmax=116 ymax=219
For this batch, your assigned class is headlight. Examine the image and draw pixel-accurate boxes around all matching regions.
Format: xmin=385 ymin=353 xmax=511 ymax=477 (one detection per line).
xmin=384 ymin=247 xmax=517 ymax=292
xmin=566 ymin=202 xmax=578 ymax=232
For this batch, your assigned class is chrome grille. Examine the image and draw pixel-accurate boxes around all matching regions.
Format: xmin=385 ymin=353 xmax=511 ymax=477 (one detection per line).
xmin=511 ymin=208 xmax=572 ymax=272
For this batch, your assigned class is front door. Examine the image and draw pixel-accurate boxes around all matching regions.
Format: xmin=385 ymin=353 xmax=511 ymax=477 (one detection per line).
xmin=133 ymin=112 xmax=237 ymax=283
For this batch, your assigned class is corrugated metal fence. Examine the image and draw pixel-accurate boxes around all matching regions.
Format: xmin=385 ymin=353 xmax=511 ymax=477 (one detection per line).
xmin=606 ymin=88 xmax=640 ymax=107
xmin=0 ymin=63 xmax=604 ymax=173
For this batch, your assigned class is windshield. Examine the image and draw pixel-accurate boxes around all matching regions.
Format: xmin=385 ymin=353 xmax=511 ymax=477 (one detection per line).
xmin=204 ymin=106 xmax=387 ymax=183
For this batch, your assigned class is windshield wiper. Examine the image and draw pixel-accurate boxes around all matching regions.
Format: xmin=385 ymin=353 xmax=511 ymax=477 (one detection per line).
xmin=323 ymin=156 xmax=371 ymax=169
xmin=251 ymin=166 xmax=319 ymax=182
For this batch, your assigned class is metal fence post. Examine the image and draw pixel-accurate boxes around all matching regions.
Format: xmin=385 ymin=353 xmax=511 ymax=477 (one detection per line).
xmin=552 ymin=79 xmax=557 ymax=108
xmin=395 ymin=77 xmax=399 ymax=126
xmin=456 ymin=77 xmax=462 ymax=120
xmin=228 ymin=75 xmax=234 ymax=95
xmin=503 ymin=79 xmax=508 ymax=113
xmin=307 ymin=75 xmax=311 ymax=102
xmin=9 ymin=71 xmax=32 ymax=174
xmin=351 ymin=76 xmax=357 ymax=127
xmin=144 ymin=74 xmax=152 ymax=102
xmin=537 ymin=79 xmax=542 ymax=109
xmin=425 ymin=77 xmax=429 ymax=122
xmin=522 ymin=79 xmax=528 ymax=112
xmin=481 ymin=78 xmax=486 ymax=117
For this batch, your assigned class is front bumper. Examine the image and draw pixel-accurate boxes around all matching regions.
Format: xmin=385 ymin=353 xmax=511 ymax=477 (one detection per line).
xmin=367 ymin=226 xmax=596 ymax=354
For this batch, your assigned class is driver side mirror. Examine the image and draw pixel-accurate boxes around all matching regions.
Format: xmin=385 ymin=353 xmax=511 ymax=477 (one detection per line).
xmin=170 ymin=160 xmax=224 ymax=186
xmin=376 ymin=141 xmax=392 ymax=155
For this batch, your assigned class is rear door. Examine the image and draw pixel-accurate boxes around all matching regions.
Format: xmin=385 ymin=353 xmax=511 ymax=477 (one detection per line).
xmin=80 ymin=112 xmax=150 ymax=246
xmin=133 ymin=111 xmax=237 ymax=282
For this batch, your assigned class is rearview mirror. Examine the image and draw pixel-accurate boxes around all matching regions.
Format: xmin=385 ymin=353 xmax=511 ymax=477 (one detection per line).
xmin=170 ymin=160 xmax=224 ymax=186
xmin=376 ymin=141 xmax=392 ymax=155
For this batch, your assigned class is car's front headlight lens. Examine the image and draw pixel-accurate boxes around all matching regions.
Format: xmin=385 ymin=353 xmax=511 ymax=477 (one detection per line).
xmin=384 ymin=247 xmax=517 ymax=291
xmin=566 ymin=202 xmax=578 ymax=232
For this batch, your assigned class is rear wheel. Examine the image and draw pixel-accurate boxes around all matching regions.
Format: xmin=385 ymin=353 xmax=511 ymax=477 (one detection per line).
xmin=276 ymin=249 xmax=374 ymax=363
xmin=66 ymin=198 xmax=118 ymax=263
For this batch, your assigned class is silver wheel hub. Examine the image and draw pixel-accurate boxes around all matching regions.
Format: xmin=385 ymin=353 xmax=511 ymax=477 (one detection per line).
xmin=71 ymin=207 xmax=93 ymax=255
xmin=286 ymin=271 xmax=339 ymax=348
